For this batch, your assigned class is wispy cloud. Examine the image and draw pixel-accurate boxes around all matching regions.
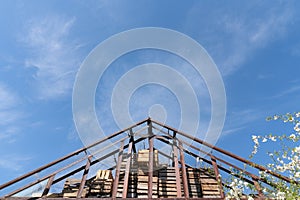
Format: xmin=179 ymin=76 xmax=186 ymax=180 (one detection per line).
xmin=0 ymin=84 xmax=23 ymax=143
xmin=22 ymin=15 xmax=81 ymax=99
xmin=222 ymin=109 xmax=264 ymax=136
xmin=272 ymin=85 xmax=300 ymax=99
xmin=0 ymin=84 xmax=18 ymax=110
xmin=0 ymin=154 xmax=32 ymax=172
xmin=186 ymin=1 xmax=295 ymax=76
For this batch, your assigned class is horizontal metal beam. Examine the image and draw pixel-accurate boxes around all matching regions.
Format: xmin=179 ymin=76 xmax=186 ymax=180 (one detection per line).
xmin=0 ymin=198 xmax=231 ymax=200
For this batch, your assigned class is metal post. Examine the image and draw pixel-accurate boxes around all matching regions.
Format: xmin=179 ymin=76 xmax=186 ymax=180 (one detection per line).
xmin=77 ymin=155 xmax=92 ymax=198
xmin=148 ymin=119 xmax=154 ymax=199
xmin=122 ymin=139 xmax=133 ymax=198
xmin=210 ymin=155 xmax=225 ymax=198
xmin=171 ymin=131 xmax=176 ymax=167
xmin=42 ymin=174 xmax=55 ymax=197
xmin=173 ymin=139 xmax=182 ymax=197
xmin=179 ymin=141 xmax=189 ymax=198
xmin=253 ymin=177 xmax=264 ymax=197
xmin=130 ymin=128 xmax=137 ymax=154
xmin=112 ymin=140 xmax=124 ymax=198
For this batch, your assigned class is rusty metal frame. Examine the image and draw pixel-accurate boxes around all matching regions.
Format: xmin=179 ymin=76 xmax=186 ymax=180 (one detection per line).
xmin=77 ymin=155 xmax=92 ymax=198
xmin=172 ymin=139 xmax=182 ymax=198
xmin=122 ymin=138 xmax=133 ymax=198
xmin=0 ymin=118 xmax=149 ymax=192
xmin=178 ymin=141 xmax=189 ymax=198
xmin=151 ymin=119 xmax=293 ymax=183
xmin=147 ymin=119 xmax=154 ymax=199
xmin=111 ymin=140 xmax=124 ymax=198
xmin=0 ymin=117 xmax=296 ymax=199
xmin=3 ymin=136 xmax=147 ymax=198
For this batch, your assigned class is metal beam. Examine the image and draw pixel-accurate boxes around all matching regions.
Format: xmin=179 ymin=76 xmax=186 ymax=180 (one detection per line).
xmin=253 ymin=177 xmax=264 ymax=198
xmin=154 ymin=127 xmax=275 ymax=188
xmin=112 ymin=140 xmax=124 ymax=198
xmin=148 ymin=120 xmax=154 ymax=199
xmin=5 ymin=155 xmax=89 ymax=197
xmin=0 ymin=118 xmax=149 ymax=191
xmin=173 ymin=139 xmax=182 ymax=198
xmin=151 ymin=119 xmax=293 ymax=183
xmin=179 ymin=141 xmax=189 ymax=198
xmin=77 ymin=156 xmax=92 ymax=198
xmin=155 ymin=148 xmax=193 ymax=169
xmin=51 ymin=137 xmax=147 ymax=187
xmin=41 ymin=174 xmax=55 ymax=197
xmin=122 ymin=139 xmax=133 ymax=198
xmin=130 ymin=128 xmax=137 ymax=154
xmin=210 ymin=155 xmax=225 ymax=198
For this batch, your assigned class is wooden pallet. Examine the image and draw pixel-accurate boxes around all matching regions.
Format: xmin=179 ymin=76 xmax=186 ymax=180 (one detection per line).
xmin=88 ymin=170 xmax=114 ymax=197
xmin=187 ymin=168 xmax=221 ymax=198
xmin=137 ymin=149 xmax=159 ymax=167
xmin=62 ymin=179 xmax=87 ymax=198
xmin=158 ymin=167 xmax=179 ymax=198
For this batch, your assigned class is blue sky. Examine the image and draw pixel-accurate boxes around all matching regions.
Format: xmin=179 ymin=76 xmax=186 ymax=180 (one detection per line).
xmin=1 ymin=0 xmax=300 ymax=185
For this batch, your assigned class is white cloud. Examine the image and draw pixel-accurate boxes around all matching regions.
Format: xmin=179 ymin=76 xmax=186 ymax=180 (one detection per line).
xmin=272 ymin=85 xmax=300 ymax=99
xmin=185 ymin=1 xmax=295 ymax=76
xmin=222 ymin=109 xmax=264 ymax=136
xmin=0 ymin=84 xmax=18 ymax=110
xmin=0 ymin=154 xmax=32 ymax=172
xmin=0 ymin=83 xmax=23 ymax=143
xmin=22 ymin=15 xmax=81 ymax=99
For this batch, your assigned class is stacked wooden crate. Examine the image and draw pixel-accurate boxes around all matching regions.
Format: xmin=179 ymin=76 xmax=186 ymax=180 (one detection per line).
xmin=136 ymin=150 xmax=159 ymax=198
xmin=185 ymin=168 xmax=203 ymax=198
xmin=197 ymin=168 xmax=221 ymax=198
xmin=136 ymin=168 xmax=158 ymax=198
xmin=116 ymin=159 xmax=128 ymax=197
xmin=116 ymin=156 xmax=139 ymax=198
xmin=62 ymin=178 xmax=87 ymax=198
xmin=127 ymin=157 xmax=138 ymax=198
xmin=88 ymin=170 xmax=113 ymax=197
xmin=158 ymin=167 xmax=180 ymax=198
xmin=137 ymin=149 xmax=159 ymax=167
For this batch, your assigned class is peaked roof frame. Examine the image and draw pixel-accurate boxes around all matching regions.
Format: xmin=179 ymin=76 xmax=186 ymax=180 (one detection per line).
xmin=0 ymin=118 xmax=296 ymax=199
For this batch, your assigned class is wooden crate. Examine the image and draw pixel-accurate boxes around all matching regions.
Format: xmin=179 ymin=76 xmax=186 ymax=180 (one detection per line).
xmin=137 ymin=150 xmax=159 ymax=167
xmin=62 ymin=179 xmax=87 ymax=198
xmin=89 ymin=170 xmax=114 ymax=196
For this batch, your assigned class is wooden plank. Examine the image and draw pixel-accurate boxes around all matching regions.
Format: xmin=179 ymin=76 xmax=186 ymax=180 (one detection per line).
xmin=137 ymin=194 xmax=158 ymax=198
xmin=201 ymin=185 xmax=220 ymax=191
xmin=158 ymin=180 xmax=177 ymax=184
xmin=158 ymin=187 xmax=178 ymax=192
xmin=253 ymin=177 xmax=264 ymax=198
xmin=185 ymin=184 xmax=202 ymax=190
xmin=138 ymin=176 xmax=158 ymax=182
xmin=158 ymin=176 xmax=177 ymax=181
xmin=202 ymin=190 xmax=222 ymax=195
xmin=137 ymin=182 xmax=158 ymax=189
xmin=158 ymin=191 xmax=179 ymax=195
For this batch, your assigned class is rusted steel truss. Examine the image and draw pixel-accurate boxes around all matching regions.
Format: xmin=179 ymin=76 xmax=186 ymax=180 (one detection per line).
xmin=0 ymin=118 xmax=296 ymax=199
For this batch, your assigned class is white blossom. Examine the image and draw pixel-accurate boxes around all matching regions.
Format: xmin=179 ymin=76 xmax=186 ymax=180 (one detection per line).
xmin=289 ymin=134 xmax=296 ymax=141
